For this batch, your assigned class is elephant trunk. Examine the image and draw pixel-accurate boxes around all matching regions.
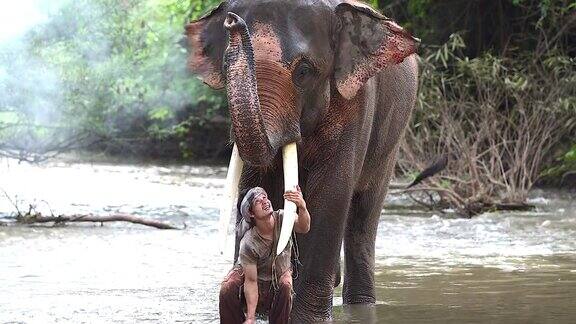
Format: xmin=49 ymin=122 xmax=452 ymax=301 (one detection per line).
xmin=223 ymin=12 xmax=274 ymax=166
xmin=222 ymin=13 xmax=299 ymax=255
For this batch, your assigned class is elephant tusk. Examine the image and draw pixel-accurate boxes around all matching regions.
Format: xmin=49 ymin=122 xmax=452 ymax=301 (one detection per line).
xmin=277 ymin=142 xmax=298 ymax=256
xmin=218 ymin=143 xmax=244 ymax=255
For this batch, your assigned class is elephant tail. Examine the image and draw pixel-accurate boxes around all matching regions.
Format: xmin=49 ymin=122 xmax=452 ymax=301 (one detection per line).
xmin=407 ymin=154 xmax=449 ymax=188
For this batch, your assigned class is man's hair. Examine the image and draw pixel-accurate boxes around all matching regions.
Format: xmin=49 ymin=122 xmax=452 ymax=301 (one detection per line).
xmin=237 ymin=188 xmax=249 ymax=219
xmin=239 ymin=187 xmax=266 ymax=224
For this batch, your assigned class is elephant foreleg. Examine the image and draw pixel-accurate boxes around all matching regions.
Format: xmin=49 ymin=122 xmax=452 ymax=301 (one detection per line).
xmin=342 ymin=186 xmax=389 ymax=304
xmin=291 ymin=164 xmax=355 ymax=322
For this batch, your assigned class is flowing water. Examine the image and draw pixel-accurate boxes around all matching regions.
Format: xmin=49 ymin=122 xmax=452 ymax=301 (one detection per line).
xmin=0 ymin=159 xmax=575 ymax=323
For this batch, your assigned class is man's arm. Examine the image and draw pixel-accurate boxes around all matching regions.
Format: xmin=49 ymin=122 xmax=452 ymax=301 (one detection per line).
xmin=284 ymin=185 xmax=310 ymax=233
xmin=243 ymin=264 xmax=258 ymax=323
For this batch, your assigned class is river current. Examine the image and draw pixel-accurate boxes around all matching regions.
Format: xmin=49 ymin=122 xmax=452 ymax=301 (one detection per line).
xmin=1 ymin=159 xmax=575 ymax=323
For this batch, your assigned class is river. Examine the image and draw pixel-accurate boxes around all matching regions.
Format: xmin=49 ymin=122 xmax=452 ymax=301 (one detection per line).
xmin=1 ymin=159 xmax=575 ymax=323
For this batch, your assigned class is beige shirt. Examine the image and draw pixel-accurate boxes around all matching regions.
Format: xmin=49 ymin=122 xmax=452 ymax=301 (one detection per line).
xmin=237 ymin=210 xmax=292 ymax=282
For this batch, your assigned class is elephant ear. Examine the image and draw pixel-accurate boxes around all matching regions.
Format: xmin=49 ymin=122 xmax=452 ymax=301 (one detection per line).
xmin=334 ymin=2 xmax=420 ymax=100
xmin=185 ymin=2 xmax=227 ymax=89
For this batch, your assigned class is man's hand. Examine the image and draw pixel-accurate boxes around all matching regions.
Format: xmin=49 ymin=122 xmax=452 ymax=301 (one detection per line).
xmin=284 ymin=185 xmax=306 ymax=209
xmin=285 ymin=185 xmax=310 ymax=234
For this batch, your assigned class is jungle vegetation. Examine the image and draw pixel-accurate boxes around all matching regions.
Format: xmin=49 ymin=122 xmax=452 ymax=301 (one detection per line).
xmin=0 ymin=0 xmax=574 ymax=215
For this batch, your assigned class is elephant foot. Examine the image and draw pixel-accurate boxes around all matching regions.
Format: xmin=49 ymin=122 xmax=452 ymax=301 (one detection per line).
xmin=342 ymin=293 xmax=376 ymax=305
xmin=291 ymin=298 xmax=332 ymax=323
xmin=291 ymin=280 xmax=334 ymax=323
xmin=290 ymin=308 xmax=331 ymax=323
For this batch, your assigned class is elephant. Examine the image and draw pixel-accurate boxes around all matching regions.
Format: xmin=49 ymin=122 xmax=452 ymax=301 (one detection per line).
xmin=185 ymin=0 xmax=419 ymax=321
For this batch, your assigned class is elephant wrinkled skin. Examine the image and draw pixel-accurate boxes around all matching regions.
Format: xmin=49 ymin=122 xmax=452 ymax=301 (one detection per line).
xmin=185 ymin=0 xmax=419 ymax=322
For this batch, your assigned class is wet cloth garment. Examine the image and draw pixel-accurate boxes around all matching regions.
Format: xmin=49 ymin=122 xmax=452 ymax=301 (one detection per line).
xmin=237 ymin=210 xmax=292 ymax=283
xmin=219 ymin=266 xmax=293 ymax=324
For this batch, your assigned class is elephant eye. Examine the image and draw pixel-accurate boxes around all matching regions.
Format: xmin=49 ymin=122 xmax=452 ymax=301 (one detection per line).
xmin=292 ymin=60 xmax=316 ymax=88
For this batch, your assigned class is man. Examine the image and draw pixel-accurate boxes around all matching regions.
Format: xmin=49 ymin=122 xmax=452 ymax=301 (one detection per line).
xmin=219 ymin=186 xmax=310 ymax=324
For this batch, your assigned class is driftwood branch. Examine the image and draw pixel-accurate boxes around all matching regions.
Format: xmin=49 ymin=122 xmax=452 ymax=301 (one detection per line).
xmin=16 ymin=213 xmax=181 ymax=229
xmin=1 ymin=187 xmax=181 ymax=229
xmin=391 ymin=186 xmax=534 ymax=217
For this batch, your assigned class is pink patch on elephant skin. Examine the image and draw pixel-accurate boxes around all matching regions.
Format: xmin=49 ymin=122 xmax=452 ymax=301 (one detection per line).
xmin=335 ymin=5 xmax=418 ymax=100
xmin=252 ymin=22 xmax=284 ymax=62
xmin=251 ymin=22 xmax=299 ymax=146
xmin=337 ymin=26 xmax=417 ymax=99
xmin=185 ymin=22 xmax=224 ymax=89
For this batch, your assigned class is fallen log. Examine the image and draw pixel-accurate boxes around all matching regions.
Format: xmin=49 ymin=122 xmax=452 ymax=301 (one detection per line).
xmin=390 ymin=187 xmax=536 ymax=218
xmin=17 ymin=213 xmax=180 ymax=229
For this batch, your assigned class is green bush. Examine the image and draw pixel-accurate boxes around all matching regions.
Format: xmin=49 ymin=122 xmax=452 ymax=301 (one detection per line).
xmin=1 ymin=0 xmax=228 ymax=161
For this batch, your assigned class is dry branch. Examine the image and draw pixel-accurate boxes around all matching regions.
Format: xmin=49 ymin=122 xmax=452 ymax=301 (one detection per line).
xmin=397 ymin=34 xmax=575 ymax=217
xmin=1 ymin=187 xmax=181 ymax=229
xmin=16 ymin=213 xmax=181 ymax=229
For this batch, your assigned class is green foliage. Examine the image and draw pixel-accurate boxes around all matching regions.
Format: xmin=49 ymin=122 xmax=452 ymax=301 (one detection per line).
xmin=380 ymin=0 xmax=575 ymax=59
xmin=1 ymin=0 xmax=229 ymax=160
xmin=541 ymin=144 xmax=576 ymax=183
xmin=2 ymin=0 xmax=574 ymax=171
xmin=185 ymin=0 xmax=222 ymax=20
xmin=407 ymin=0 xmax=430 ymax=19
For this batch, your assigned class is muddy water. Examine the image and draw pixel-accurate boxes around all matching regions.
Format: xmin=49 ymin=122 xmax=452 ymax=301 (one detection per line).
xmin=1 ymin=159 xmax=575 ymax=323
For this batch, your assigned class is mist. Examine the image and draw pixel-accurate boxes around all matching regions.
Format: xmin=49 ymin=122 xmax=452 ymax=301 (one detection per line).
xmin=0 ymin=0 xmax=221 ymax=161
xmin=0 ymin=1 xmax=54 ymax=43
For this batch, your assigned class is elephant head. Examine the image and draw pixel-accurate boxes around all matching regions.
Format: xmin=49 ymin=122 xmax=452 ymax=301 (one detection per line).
xmin=185 ymin=0 xmax=418 ymax=167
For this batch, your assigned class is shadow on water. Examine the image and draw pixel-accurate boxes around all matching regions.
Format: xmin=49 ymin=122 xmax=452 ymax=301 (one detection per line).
xmin=1 ymin=159 xmax=575 ymax=323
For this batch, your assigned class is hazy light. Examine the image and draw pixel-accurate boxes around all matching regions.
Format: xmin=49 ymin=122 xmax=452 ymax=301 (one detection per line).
xmin=0 ymin=0 xmax=48 ymax=43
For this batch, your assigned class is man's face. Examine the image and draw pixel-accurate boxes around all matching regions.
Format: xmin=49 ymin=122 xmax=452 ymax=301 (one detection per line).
xmin=250 ymin=191 xmax=273 ymax=220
